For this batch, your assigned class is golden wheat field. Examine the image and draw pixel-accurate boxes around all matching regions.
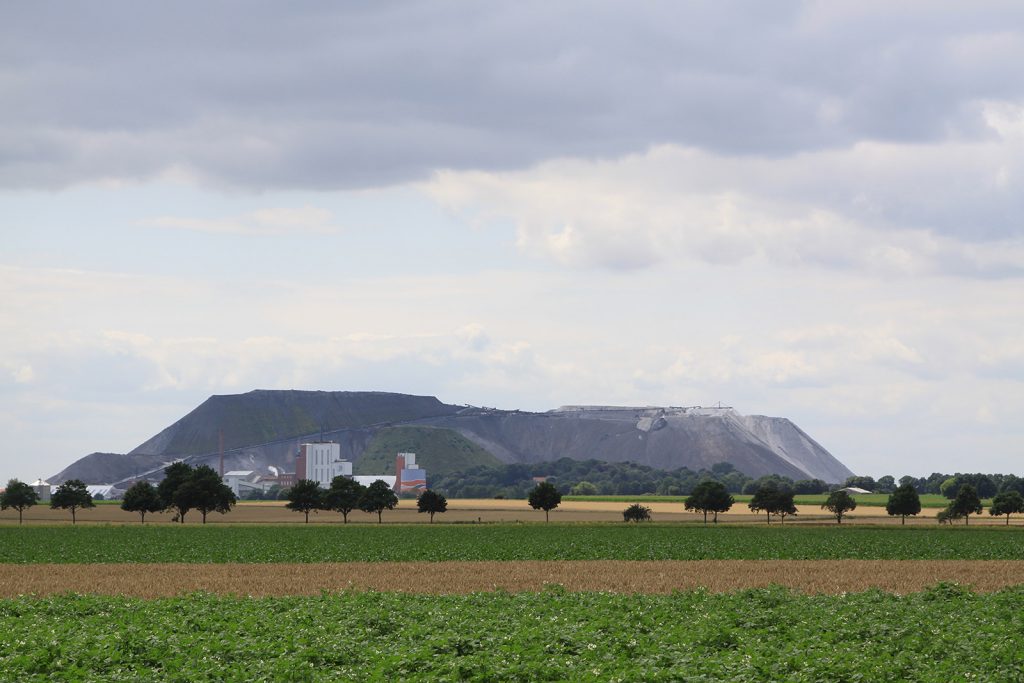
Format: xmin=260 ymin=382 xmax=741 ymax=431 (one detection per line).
xmin=0 ymin=560 xmax=1018 ymax=597
xmin=1 ymin=498 xmax=968 ymax=526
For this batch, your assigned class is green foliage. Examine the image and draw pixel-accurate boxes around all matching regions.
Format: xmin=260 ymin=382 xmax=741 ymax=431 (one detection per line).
xmin=49 ymin=480 xmax=94 ymax=524
xmin=570 ymin=481 xmax=598 ymax=496
xmin=175 ymin=466 xmax=237 ymax=524
xmin=359 ymin=480 xmax=399 ymax=523
xmin=684 ymin=480 xmax=734 ymax=524
xmin=3 ymin=587 xmax=1024 ymax=680
xmin=748 ymin=482 xmax=796 ymax=524
xmin=354 ymin=426 xmax=501 ymax=476
xmin=527 ymin=481 xmax=561 ymax=522
xmin=157 ymin=462 xmax=194 ymax=522
xmin=120 ymin=481 xmax=162 ymax=523
xmin=821 ymin=490 xmax=857 ymax=524
xmin=0 ymin=480 xmax=38 ymax=524
xmin=7 ymin=526 xmax=1024 ymax=564
xmin=156 ymin=462 xmax=237 ymax=524
xmin=949 ymin=484 xmax=983 ymax=525
xmin=843 ymin=475 xmax=876 ymax=491
xmin=416 ymin=490 xmax=448 ymax=523
xmin=886 ymin=484 xmax=923 ymax=524
xmin=989 ymin=490 xmax=1024 ymax=525
xmin=622 ymin=503 xmax=651 ymax=522
xmin=322 ymin=476 xmax=365 ymax=523
xmin=285 ymin=479 xmax=323 ymax=523
xmin=433 ymin=458 xmax=759 ymax=500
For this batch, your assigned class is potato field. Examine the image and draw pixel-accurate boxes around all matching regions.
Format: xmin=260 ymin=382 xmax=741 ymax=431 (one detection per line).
xmin=3 ymin=518 xmax=1024 ymax=680
xmin=2 ymin=586 xmax=1024 ymax=681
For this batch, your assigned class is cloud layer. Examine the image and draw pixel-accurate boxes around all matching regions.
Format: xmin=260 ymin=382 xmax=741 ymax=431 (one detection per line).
xmin=4 ymin=2 xmax=1024 ymax=193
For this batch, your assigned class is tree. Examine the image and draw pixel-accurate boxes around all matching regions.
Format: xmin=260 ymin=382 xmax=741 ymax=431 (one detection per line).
xmin=937 ymin=507 xmax=962 ymax=525
xmin=623 ymin=503 xmax=651 ymax=522
xmin=570 ymin=481 xmax=598 ymax=496
xmin=158 ymin=461 xmax=194 ymax=523
xmin=323 ymin=476 xmax=365 ymax=523
xmin=286 ymin=479 xmax=324 ymax=523
xmin=989 ymin=490 xmax=1024 ymax=526
xmin=774 ymin=489 xmax=798 ymax=525
xmin=416 ymin=489 xmax=448 ymax=523
xmin=684 ymin=480 xmax=734 ymax=525
xmin=177 ymin=465 xmax=236 ymax=524
xmin=793 ymin=479 xmax=829 ymax=495
xmin=885 ymin=484 xmax=922 ymax=525
xmin=50 ymin=479 xmax=94 ymax=524
xmin=0 ymin=479 xmax=39 ymax=524
xmin=748 ymin=482 xmax=796 ymax=525
xmin=359 ymin=479 xmax=399 ymax=524
xmin=843 ymin=475 xmax=876 ymax=492
xmin=875 ymin=475 xmax=896 ymax=494
xmin=949 ymin=484 xmax=983 ymax=525
xmin=120 ymin=481 xmax=163 ymax=523
xmin=527 ymin=481 xmax=561 ymax=522
xmin=822 ymin=490 xmax=857 ymax=524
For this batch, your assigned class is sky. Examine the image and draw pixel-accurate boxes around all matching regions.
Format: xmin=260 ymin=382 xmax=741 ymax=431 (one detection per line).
xmin=2 ymin=1 xmax=1023 ymax=482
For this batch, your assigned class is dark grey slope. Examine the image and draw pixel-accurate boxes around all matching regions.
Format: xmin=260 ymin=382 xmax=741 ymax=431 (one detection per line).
xmin=130 ymin=390 xmax=461 ymax=456
xmin=49 ymin=452 xmax=169 ymax=485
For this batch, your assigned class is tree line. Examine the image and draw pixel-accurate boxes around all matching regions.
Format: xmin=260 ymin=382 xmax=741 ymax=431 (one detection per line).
xmin=283 ymin=477 xmax=449 ymax=523
xmin=527 ymin=479 xmax=1024 ymax=527
xmin=430 ymin=459 xmax=835 ymax=499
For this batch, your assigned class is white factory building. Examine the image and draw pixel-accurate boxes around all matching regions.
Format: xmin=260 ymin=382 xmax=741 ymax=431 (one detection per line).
xmin=296 ymin=442 xmax=353 ymax=488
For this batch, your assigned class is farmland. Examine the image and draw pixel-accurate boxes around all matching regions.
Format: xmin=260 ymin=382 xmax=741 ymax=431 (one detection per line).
xmin=3 ymin=560 xmax=1024 ymax=597
xmin=567 ymin=493 xmax=964 ymax=508
xmin=3 ymin=525 xmax=1024 ymax=563
xmin=2 ymin=586 xmax=1023 ymax=681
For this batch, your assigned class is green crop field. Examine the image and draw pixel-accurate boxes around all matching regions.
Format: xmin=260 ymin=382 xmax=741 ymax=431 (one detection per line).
xmin=3 ymin=525 xmax=1024 ymax=563
xmin=1 ymin=585 xmax=1021 ymax=681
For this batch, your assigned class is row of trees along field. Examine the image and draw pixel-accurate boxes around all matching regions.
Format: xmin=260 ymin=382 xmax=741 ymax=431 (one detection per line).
xmin=284 ymin=477 xmax=449 ymax=524
xmin=5 ymin=468 xmax=1024 ymax=526
xmin=511 ymin=480 xmax=1020 ymax=527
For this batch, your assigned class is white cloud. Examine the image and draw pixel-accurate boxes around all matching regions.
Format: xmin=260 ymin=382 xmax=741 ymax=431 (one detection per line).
xmin=143 ymin=206 xmax=340 ymax=235
xmin=422 ymin=136 xmax=1024 ymax=277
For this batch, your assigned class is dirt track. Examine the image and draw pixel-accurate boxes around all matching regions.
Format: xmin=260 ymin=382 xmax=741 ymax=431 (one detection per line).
xmin=2 ymin=560 xmax=1020 ymax=597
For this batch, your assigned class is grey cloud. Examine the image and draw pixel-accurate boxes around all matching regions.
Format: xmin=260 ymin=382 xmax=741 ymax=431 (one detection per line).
xmin=5 ymin=1 xmax=1024 ymax=192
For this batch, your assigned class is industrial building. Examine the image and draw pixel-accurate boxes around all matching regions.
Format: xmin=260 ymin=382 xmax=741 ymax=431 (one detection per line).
xmin=395 ymin=452 xmax=427 ymax=494
xmin=295 ymin=442 xmax=353 ymax=488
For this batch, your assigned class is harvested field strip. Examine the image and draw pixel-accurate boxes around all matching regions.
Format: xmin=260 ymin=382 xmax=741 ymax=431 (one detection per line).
xmin=2 ymin=587 xmax=1024 ymax=681
xmin=3 ymin=524 xmax=1024 ymax=563
xmin=2 ymin=560 xmax=1023 ymax=597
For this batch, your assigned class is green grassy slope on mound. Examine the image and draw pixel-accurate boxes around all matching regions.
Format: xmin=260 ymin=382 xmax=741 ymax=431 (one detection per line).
xmin=3 ymin=525 xmax=1024 ymax=563
xmin=1 ymin=586 xmax=1021 ymax=681
xmin=354 ymin=426 xmax=501 ymax=476
xmin=132 ymin=390 xmax=460 ymax=456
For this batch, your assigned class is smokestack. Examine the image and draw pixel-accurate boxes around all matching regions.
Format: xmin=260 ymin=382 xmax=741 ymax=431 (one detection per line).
xmin=219 ymin=429 xmax=224 ymax=478
xmin=395 ymin=453 xmax=406 ymax=492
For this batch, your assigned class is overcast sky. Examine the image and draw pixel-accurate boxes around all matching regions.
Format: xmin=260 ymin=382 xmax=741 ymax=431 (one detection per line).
xmin=3 ymin=1 xmax=1023 ymax=482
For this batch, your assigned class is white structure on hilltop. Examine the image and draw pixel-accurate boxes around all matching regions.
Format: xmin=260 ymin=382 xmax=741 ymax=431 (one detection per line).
xmin=296 ymin=442 xmax=353 ymax=488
